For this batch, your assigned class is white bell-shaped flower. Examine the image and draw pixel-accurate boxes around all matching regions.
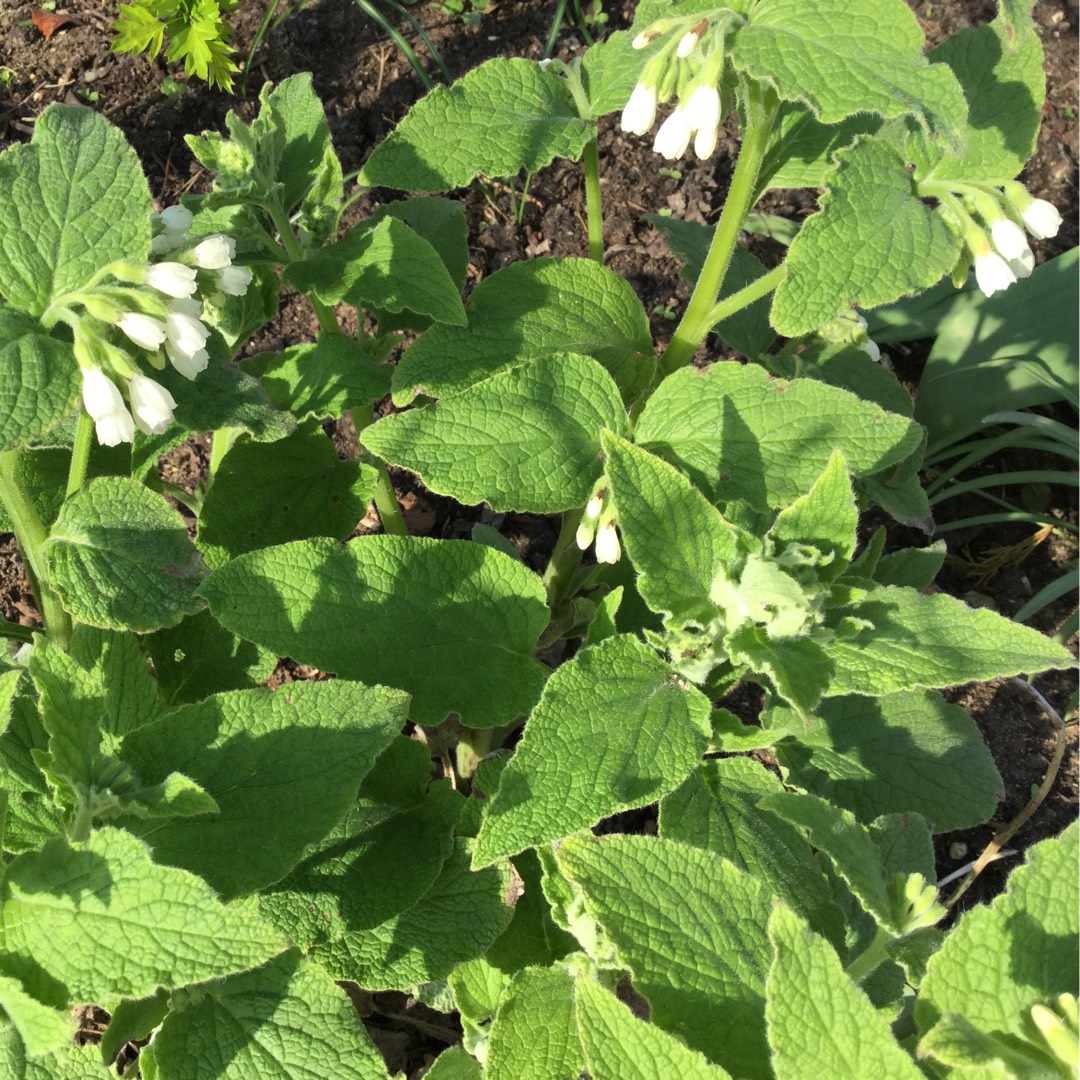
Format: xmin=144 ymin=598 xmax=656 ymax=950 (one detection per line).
xmin=81 ymin=366 xmax=135 ymax=446
xmin=990 ymin=218 xmax=1030 ymax=262
xmin=1006 ymin=244 xmax=1035 ymax=280
xmin=164 ymin=310 xmax=211 ymax=356
xmin=159 ymin=205 xmax=193 ymax=233
xmin=654 ymin=108 xmax=693 ymax=160
xmin=145 ymin=262 xmax=198 ymax=299
xmin=594 ymin=520 xmax=622 ymax=565
xmin=116 ymin=312 xmax=167 ymax=351
xmin=191 ymin=234 xmax=236 ymax=270
xmin=1019 ymin=198 xmax=1062 ymax=241
xmin=215 ymin=265 xmax=253 ymax=296
xmin=167 ymin=344 xmax=210 ymax=380
xmin=128 ymin=373 xmax=177 ymax=435
xmin=621 ymin=82 xmax=658 ymax=137
xmin=973 ymin=249 xmax=1017 ymax=298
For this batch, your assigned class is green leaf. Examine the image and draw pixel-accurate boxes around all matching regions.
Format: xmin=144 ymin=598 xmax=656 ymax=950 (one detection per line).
xmin=926 ymin=16 xmax=1044 ymax=183
xmin=197 ymin=427 xmax=375 ymax=568
xmin=313 ymin=840 xmax=513 ymax=990
xmin=474 ymin=634 xmax=711 ymax=867
xmin=449 ymin=957 xmax=509 ymax=1024
xmin=0 ymin=1034 xmax=110 ymax=1080
xmin=152 ymin=952 xmax=387 ymax=1079
xmin=391 ymin=258 xmax=655 ymax=406
xmin=0 ymin=328 xmax=80 ymax=453
xmin=914 ymin=249 xmax=1078 ymax=448
xmin=730 ymin=0 xmax=966 ymax=152
xmin=790 ymin=341 xmax=914 ymax=418
xmin=44 ymin=477 xmax=206 ymax=633
xmin=284 ymin=217 xmax=466 ymax=327
xmin=117 ymin=680 xmax=407 ymax=898
xmin=916 ymin=821 xmax=1079 ymax=1038
xmin=0 ymin=105 xmax=150 ymax=315
xmin=99 ymin=990 xmax=168 ymax=1070
xmin=358 ymin=58 xmax=592 ymax=190
xmin=766 ymin=905 xmax=924 ymax=1080
xmin=424 ymin=1047 xmax=483 ymax=1080
xmin=0 ymin=976 xmax=73 ymax=1058
xmin=367 ymin=354 xmax=626 ymax=514
xmin=872 ymin=543 xmax=947 ymax=590
xmin=659 ymin=758 xmax=846 ymax=948
xmin=259 ymin=779 xmax=461 ymax=947
xmin=644 ymin=218 xmax=776 ymax=359
xmin=917 ymin=1012 xmax=1061 ymax=1079
xmin=581 ymin=29 xmax=648 ymax=117
xmin=759 ymin=104 xmax=879 ymax=191
xmin=635 ymin=363 xmax=921 ymax=510
xmin=201 ymin=536 xmax=549 ymax=729
xmin=369 ymin=197 xmax=469 ymax=291
xmin=825 ymin=586 xmax=1074 ymax=697
xmin=574 ymin=975 xmax=735 ymax=1079
xmin=0 ymin=690 xmax=64 ymax=853
xmin=602 ymin=432 xmax=745 ymax=627
xmin=726 ymin=626 xmax=832 ymax=722
xmin=770 ymin=691 xmax=1002 ymax=832
xmin=487 ymin=966 xmax=583 ymax=1080
xmin=142 ymin=609 xmax=277 ymax=705
xmin=242 ymin=332 xmax=390 ymax=423
xmin=771 ymin=138 xmax=961 ymax=337
xmin=0 ymin=827 xmax=286 ymax=1006
xmin=557 ymin=834 xmax=772 ymax=1079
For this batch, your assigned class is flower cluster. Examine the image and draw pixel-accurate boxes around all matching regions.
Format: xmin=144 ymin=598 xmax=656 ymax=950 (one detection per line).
xmin=66 ymin=204 xmax=254 ymax=446
xmin=575 ymin=479 xmax=621 ymax=564
xmin=620 ymin=15 xmax=731 ymax=161
xmin=940 ymin=181 xmax=1062 ymax=299
xmin=816 ymin=311 xmax=884 ymax=365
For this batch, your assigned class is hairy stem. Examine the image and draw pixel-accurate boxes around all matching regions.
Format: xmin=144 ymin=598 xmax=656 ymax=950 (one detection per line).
xmin=65 ymin=408 xmax=94 ymax=499
xmin=582 ymin=138 xmax=605 ymax=263
xmin=351 ymin=409 xmax=409 ymax=537
xmin=844 ymin=925 xmax=891 ymax=984
xmin=542 ymin=505 xmax=587 ymax=606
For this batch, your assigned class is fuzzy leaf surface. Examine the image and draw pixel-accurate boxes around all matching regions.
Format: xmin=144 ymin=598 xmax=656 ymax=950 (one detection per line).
xmin=151 ymin=952 xmax=387 ymax=1079
xmin=201 ymin=536 xmax=548 ymax=728
xmin=367 ymin=354 xmax=626 ymax=513
xmin=635 ymin=364 xmax=920 ymax=510
xmin=0 ymin=105 xmax=150 ymax=314
xmin=391 ymin=258 xmax=654 ymax=405
xmin=557 ymin=834 xmax=772 ymax=1079
xmin=0 ymin=976 xmax=73 ymax=1058
xmin=771 ymin=691 xmax=1003 ymax=832
xmin=358 ymin=58 xmax=592 ymax=190
xmin=44 ymin=477 xmax=206 ymax=633
xmin=766 ymin=905 xmax=924 ymax=1080
xmin=772 ymin=138 xmax=961 ymax=337
xmin=0 ymin=828 xmax=286 ymax=1005
xmin=474 ymin=634 xmax=711 ymax=866
xmin=0 ymin=322 xmax=80 ymax=453
xmin=118 ymin=680 xmax=407 ymax=897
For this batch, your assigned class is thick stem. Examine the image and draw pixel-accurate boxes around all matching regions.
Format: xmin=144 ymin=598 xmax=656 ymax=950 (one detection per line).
xmin=582 ymin=138 xmax=605 ymax=263
xmin=263 ymin=200 xmax=341 ymax=334
xmin=65 ymin=409 xmax=94 ymax=499
xmin=455 ymin=726 xmax=493 ymax=783
xmin=0 ymin=452 xmax=72 ymax=649
xmin=351 ymin=409 xmax=408 ymax=538
xmin=844 ymin=925 xmax=891 ymax=984
xmin=68 ymin=797 xmax=94 ymax=844
xmin=702 ymin=263 xmax=786 ymax=332
xmin=660 ymin=82 xmax=779 ymax=377
xmin=542 ymin=505 xmax=587 ymax=605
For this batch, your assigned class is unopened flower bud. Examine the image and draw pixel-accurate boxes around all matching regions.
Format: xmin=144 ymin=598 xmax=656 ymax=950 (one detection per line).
xmin=145 ymin=262 xmax=199 ymax=299
xmin=116 ymin=312 xmax=167 ymax=351
xmin=191 ymin=234 xmax=236 ymax=270
xmin=676 ymin=31 xmax=699 ymax=58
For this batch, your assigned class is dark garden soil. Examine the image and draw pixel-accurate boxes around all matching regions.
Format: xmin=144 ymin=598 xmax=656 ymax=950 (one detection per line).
xmin=0 ymin=0 xmax=1077 ymax=1074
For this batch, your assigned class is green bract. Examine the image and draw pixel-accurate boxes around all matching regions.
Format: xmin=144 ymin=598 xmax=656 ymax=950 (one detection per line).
xmin=0 ymin=2 xmax=1074 ymax=1076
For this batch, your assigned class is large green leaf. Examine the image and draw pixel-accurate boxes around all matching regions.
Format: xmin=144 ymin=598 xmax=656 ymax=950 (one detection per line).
xmin=150 ymin=953 xmax=387 ymax=1079
xmin=0 ymin=320 xmax=80 ymax=453
xmin=771 ymin=138 xmax=961 ymax=337
xmin=117 ymin=680 xmax=408 ymax=897
xmin=474 ymin=634 xmax=711 ymax=867
xmin=0 ymin=976 xmax=73 ymax=1058
xmin=557 ymin=834 xmax=772 ymax=1079
xmin=766 ymin=905 xmax=924 ymax=1080
xmin=44 ymin=477 xmax=206 ymax=633
xmin=770 ymin=691 xmax=1003 ymax=832
xmin=201 ymin=536 xmax=549 ymax=729
xmin=367 ymin=354 xmax=627 ymax=513
xmin=0 ymin=105 xmax=150 ymax=315
xmin=635 ymin=363 xmax=921 ymax=510
xmin=358 ymin=58 xmax=592 ymax=190
xmin=0 ymin=828 xmax=286 ymax=1007
xmin=391 ymin=258 xmax=654 ymax=405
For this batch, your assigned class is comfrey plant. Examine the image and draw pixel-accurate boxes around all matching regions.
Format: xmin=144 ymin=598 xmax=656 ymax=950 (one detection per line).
xmin=0 ymin=1 xmax=1075 ymax=1077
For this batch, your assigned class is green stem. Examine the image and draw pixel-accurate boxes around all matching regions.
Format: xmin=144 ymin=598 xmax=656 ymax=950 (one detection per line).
xmin=69 ymin=797 xmax=93 ymax=844
xmin=0 ymin=622 xmax=34 ymax=644
xmin=351 ymin=410 xmax=408 ymax=537
xmin=455 ymin=726 xmax=492 ymax=783
xmin=0 ymin=452 xmax=72 ymax=650
xmin=262 ymin=200 xmax=341 ymax=334
xmin=542 ymin=505 xmax=587 ymax=605
xmin=582 ymin=138 xmax=604 ymax=263
xmin=844 ymin=926 xmax=892 ymax=984
xmin=208 ymin=426 xmax=242 ymax=485
xmin=65 ymin=408 xmax=94 ymax=499
xmin=660 ymin=81 xmax=779 ymax=377
xmin=702 ymin=263 xmax=786 ymax=331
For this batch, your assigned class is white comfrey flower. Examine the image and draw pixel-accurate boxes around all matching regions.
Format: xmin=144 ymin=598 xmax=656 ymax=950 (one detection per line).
xmin=145 ymin=262 xmax=198 ymax=299
xmin=575 ymin=515 xmax=597 ymax=551
xmin=859 ymin=337 xmax=882 ymax=363
xmin=151 ymin=204 xmax=193 ymax=254
xmin=116 ymin=312 xmax=167 ymax=351
xmin=676 ymin=30 xmax=699 ymax=58
xmin=621 ymin=82 xmax=658 ymax=137
xmin=170 ymin=296 xmax=203 ymax=318
xmin=654 ymin=107 xmax=693 ymax=160
xmin=167 ymin=344 xmax=209 ymax=380
xmin=191 ymin=234 xmax=236 ymax=270
xmin=684 ymin=83 xmax=721 ymax=160
xmin=1019 ymin=198 xmax=1062 ymax=240
xmin=594 ymin=520 xmax=621 ymax=565
xmin=81 ymin=366 xmax=135 ymax=446
xmin=990 ymin=218 xmax=1030 ymax=261
xmin=128 ymin=373 xmax=177 ymax=435
xmin=215 ymin=265 xmax=253 ymax=296
xmin=165 ymin=310 xmax=210 ymax=356
xmin=973 ymin=248 xmax=1017 ymax=298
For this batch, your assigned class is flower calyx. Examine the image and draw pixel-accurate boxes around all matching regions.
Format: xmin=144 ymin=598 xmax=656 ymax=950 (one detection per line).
xmin=575 ymin=478 xmax=621 ymax=565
